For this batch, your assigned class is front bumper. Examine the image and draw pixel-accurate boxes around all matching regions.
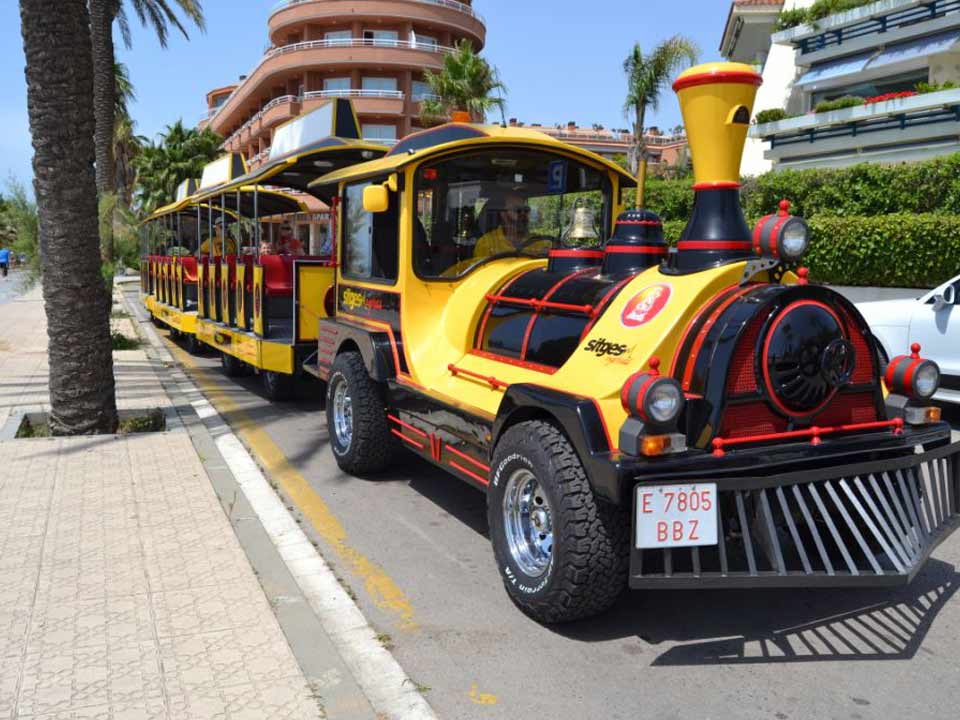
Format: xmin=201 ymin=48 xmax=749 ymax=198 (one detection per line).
xmin=629 ymin=435 xmax=960 ymax=589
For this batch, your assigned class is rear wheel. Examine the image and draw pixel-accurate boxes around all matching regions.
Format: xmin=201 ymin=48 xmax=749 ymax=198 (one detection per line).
xmin=262 ymin=370 xmax=294 ymax=401
xmin=488 ymin=420 xmax=628 ymax=624
xmin=220 ymin=351 xmax=246 ymax=377
xmin=326 ymin=351 xmax=394 ymax=474
xmin=183 ymin=332 xmax=203 ymax=355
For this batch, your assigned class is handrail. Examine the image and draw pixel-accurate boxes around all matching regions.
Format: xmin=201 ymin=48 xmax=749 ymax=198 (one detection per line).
xmin=303 ymin=88 xmax=404 ymax=99
xmin=270 ymin=0 xmax=484 ymax=23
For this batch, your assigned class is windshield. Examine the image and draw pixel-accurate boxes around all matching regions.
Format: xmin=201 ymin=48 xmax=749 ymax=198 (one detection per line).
xmin=413 ymin=149 xmax=611 ymax=279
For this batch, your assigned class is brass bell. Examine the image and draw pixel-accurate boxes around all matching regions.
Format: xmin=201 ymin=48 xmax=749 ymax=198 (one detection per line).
xmin=562 ymin=198 xmax=598 ymax=244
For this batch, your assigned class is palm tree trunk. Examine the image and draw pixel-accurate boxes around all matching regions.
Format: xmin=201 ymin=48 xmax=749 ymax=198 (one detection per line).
xmin=631 ymin=103 xmax=647 ymax=207
xmin=19 ymin=0 xmax=118 ymax=435
xmin=89 ymin=0 xmax=116 ymax=263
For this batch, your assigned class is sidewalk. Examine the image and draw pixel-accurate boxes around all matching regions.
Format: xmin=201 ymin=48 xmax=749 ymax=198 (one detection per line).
xmin=0 ymin=284 xmax=359 ymax=719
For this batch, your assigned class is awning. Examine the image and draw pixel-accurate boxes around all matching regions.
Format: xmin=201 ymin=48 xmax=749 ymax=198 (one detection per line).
xmin=866 ymin=29 xmax=960 ymax=71
xmin=795 ymin=50 xmax=873 ymax=87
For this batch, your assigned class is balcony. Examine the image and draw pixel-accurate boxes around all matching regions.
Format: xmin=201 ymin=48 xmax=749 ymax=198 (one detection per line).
xmin=303 ymin=89 xmax=406 ymax=116
xmin=751 ymin=87 xmax=960 ymax=169
xmin=208 ymin=38 xmax=451 ymax=133
xmin=774 ymin=0 xmax=960 ymax=65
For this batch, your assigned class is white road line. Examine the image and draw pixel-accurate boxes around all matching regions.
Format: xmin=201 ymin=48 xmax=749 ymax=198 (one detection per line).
xmin=128 ymin=296 xmax=438 ymax=720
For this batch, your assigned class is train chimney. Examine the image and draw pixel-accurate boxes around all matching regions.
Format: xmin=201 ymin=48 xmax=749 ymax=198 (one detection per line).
xmin=666 ymin=62 xmax=762 ymax=273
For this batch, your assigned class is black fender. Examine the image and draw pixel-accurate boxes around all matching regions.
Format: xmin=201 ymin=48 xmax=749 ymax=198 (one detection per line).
xmin=493 ymin=384 xmax=622 ymax=504
xmin=319 ymin=318 xmax=395 ymax=382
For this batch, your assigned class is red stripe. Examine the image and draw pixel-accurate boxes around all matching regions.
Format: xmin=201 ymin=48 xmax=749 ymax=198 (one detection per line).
xmin=387 ymin=414 xmax=428 ymax=438
xmin=692 ymin=181 xmax=741 ymax=190
xmin=752 ymin=214 xmax=774 ymax=254
xmin=677 ymin=240 xmax=752 ymax=251
xmin=444 ymin=444 xmax=491 ymax=472
xmin=448 ymin=363 xmax=507 ymax=390
xmin=391 ymin=429 xmax=425 ymax=450
xmin=448 ymin=459 xmax=489 ymax=486
xmin=621 ymin=370 xmax=646 ymax=414
xmin=903 ymin=358 xmax=921 ymax=396
xmin=766 ymin=214 xmax=792 ymax=258
xmin=712 ymin=418 xmax=903 ymax=454
xmin=682 ymin=285 xmax=758 ymax=391
xmin=547 ymin=249 xmax=604 ymax=259
xmin=475 ymin=270 xmax=532 ymax=350
xmin=884 ymin=357 xmax=899 ymax=390
xmin=616 ymin=220 xmax=662 ymax=226
xmin=604 ymin=246 xmax=667 ymax=255
xmin=520 ymin=268 xmax=590 ymax=358
xmin=633 ymin=375 xmax=660 ymax=420
xmin=673 ymin=70 xmax=762 ymax=91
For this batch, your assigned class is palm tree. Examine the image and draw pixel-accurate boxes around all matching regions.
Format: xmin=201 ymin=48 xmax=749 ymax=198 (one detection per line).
xmin=113 ymin=63 xmax=144 ymax=206
xmin=623 ymin=36 xmax=699 ymax=206
xmin=89 ymin=0 xmax=204 ymax=260
xmin=19 ymin=0 xmax=118 ymax=434
xmin=420 ymin=40 xmax=506 ymax=126
xmin=132 ymin=121 xmax=222 ymax=213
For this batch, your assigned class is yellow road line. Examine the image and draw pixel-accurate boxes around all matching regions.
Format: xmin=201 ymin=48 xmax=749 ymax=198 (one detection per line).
xmin=168 ymin=341 xmax=418 ymax=631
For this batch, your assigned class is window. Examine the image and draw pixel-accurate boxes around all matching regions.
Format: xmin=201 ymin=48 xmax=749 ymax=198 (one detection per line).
xmin=323 ymin=77 xmax=351 ymax=94
xmin=361 ymin=76 xmax=398 ymax=93
xmin=413 ymin=33 xmax=438 ymax=48
xmin=413 ymin=149 xmax=611 ymax=279
xmin=361 ymin=124 xmax=398 ymax=141
xmin=363 ymin=29 xmax=398 ymax=47
xmin=412 ymin=80 xmax=433 ymax=101
xmin=341 ymin=180 xmax=398 ymax=283
xmin=810 ymin=69 xmax=928 ymax=107
xmin=324 ymin=30 xmax=352 ymax=45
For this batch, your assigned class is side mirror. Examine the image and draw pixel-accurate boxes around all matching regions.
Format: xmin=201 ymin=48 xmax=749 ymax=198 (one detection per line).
xmin=363 ymin=184 xmax=389 ymax=213
xmin=933 ymin=284 xmax=956 ymax=311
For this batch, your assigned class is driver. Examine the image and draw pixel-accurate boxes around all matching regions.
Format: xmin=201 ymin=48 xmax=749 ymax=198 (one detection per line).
xmin=474 ymin=190 xmax=551 ymax=259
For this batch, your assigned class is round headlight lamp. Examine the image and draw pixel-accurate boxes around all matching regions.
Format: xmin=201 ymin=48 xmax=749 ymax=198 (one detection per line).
xmin=621 ymin=371 xmax=685 ymax=428
xmin=884 ymin=344 xmax=941 ymax=400
xmin=778 ymin=218 xmax=810 ymax=260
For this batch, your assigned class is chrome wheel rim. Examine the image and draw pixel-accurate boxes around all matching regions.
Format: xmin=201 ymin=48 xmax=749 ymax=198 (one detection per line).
xmin=332 ymin=380 xmax=353 ymax=452
xmin=503 ymin=468 xmax=553 ymax=577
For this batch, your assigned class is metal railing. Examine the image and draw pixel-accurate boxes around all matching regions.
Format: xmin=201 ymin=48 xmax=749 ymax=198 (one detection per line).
xmin=269 ymin=0 xmax=484 ymax=23
xmin=265 ymin=37 xmax=453 ymax=58
xmin=303 ymin=88 xmax=405 ymax=100
xmin=362 ymin=137 xmax=399 ymax=146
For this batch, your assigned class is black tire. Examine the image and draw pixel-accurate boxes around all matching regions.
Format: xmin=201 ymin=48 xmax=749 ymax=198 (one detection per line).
xmin=262 ymin=370 xmax=295 ymax=401
xmin=220 ymin=351 xmax=246 ymax=377
xmin=326 ymin=351 xmax=394 ymax=474
xmin=184 ymin=332 xmax=203 ymax=355
xmin=488 ymin=420 xmax=629 ymax=624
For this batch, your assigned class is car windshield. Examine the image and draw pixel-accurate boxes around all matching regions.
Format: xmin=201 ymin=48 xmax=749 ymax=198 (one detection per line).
xmin=413 ymin=149 xmax=611 ymax=279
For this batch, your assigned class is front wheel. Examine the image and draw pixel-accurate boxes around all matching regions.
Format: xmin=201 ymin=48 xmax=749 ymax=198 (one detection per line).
xmin=325 ymin=351 xmax=394 ymax=474
xmin=488 ymin=420 xmax=628 ymax=624
xmin=220 ymin=351 xmax=246 ymax=377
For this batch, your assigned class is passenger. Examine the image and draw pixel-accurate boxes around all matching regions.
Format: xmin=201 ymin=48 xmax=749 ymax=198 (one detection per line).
xmin=277 ymin=222 xmax=304 ymax=256
xmin=474 ymin=191 xmax=551 ymax=258
xmin=0 ymin=246 xmax=9 ymax=277
xmin=198 ymin=220 xmax=238 ymax=257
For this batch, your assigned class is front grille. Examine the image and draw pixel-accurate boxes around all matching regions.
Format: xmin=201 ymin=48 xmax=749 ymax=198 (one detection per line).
xmin=630 ymin=442 xmax=960 ymax=588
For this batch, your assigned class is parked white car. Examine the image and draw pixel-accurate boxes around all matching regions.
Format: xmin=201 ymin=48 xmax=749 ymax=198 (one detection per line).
xmin=857 ymin=274 xmax=960 ymax=403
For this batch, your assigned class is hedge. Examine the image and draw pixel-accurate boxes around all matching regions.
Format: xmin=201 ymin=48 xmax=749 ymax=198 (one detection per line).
xmin=658 ymin=214 xmax=960 ymax=288
xmin=630 ymin=153 xmax=960 ymax=222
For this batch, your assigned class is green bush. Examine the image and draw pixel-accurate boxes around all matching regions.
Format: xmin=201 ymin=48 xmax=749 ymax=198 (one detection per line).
xmin=755 ymin=108 xmax=788 ymax=125
xmin=813 ymin=95 xmax=864 ymax=113
xmin=806 ymin=214 xmax=960 ymax=288
xmin=915 ymin=80 xmax=958 ymax=94
xmin=741 ymin=153 xmax=960 ymax=218
xmin=776 ymin=0 xmax=875 ymax=30
xmin=775 ymin=7 xmax=809 ymax=30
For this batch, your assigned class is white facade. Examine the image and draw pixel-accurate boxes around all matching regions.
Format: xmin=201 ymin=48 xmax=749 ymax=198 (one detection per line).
xmin=725 ymin=0 xmax=960 ymax=174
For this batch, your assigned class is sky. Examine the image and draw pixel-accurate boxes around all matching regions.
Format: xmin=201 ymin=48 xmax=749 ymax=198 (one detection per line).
xmin=0 ymin=0 xmax=729 ymax=192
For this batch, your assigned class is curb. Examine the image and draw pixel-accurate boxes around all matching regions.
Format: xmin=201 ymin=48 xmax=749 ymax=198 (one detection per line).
xmin=123 ymin=290 xmax=439 ymax=720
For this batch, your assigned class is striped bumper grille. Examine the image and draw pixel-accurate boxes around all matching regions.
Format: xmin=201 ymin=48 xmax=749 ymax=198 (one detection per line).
xmin=630 ymin=443 xmax=960 ymax=588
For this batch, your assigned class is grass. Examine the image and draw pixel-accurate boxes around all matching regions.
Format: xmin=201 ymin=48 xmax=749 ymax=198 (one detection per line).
xmin=111 ymin=332 xmax=141 ymax=350
xmin=110 ymin=309 xmax=130 ymax=319
xmin=376 ymin=632 xmax=394 ymax=650
xmin=118 ymin=409 xmax=165 ymax=434
xmin=15 ymin=417 xmax=50 ymax=438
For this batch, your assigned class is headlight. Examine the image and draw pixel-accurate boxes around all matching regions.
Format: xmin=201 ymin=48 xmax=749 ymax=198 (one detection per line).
xmin=913 ymin=361 xmax=940 ymax=399
xmin=621 ymin=370 xmax=685 ymax=428
xmin=647 ymin=381 xmax=683 ymax=423
xmin=779 ymin=218 xmax=810 ymax=260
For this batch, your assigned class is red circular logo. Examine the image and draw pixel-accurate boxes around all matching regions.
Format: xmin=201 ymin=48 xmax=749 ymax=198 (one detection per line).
xmin=621 ymin=284 xmax=671 ymax=328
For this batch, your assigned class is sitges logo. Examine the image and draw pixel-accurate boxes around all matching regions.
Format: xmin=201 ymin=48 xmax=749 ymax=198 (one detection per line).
xmin=584 ymin=338 xmax=628 ymax=357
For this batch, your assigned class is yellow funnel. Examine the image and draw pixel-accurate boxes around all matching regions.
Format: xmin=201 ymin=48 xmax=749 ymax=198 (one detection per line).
xmin=673 ymin=62 xmax=762 ymax=188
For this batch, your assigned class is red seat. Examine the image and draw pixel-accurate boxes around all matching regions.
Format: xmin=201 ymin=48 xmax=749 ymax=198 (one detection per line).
xmin=181 ymin=257 xmax=198 ymax=283
xmin=240 ymin=255 xmax=255 ymax=291
xmin=260 ymin=255 xmax=294 ymax=297
xmin=221 ymin=255 xmax=237 ymax=286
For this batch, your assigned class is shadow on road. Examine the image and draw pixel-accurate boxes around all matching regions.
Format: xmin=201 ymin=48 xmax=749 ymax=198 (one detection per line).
xmin=557 ymin=561 xmax=957 ymax=665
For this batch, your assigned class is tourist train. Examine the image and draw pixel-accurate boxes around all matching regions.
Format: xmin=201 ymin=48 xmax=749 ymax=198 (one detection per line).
xmin=142 ymin=63 xmax=960 ymax=624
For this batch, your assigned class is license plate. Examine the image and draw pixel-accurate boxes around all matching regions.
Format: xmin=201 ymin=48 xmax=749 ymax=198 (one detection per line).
xmin=636 ymin=483 xmax=718 ymax=549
